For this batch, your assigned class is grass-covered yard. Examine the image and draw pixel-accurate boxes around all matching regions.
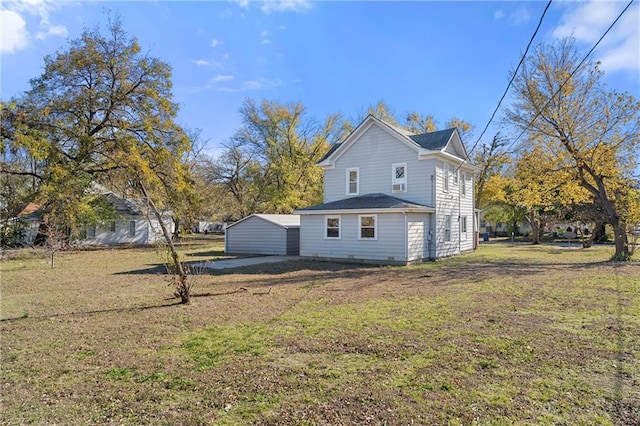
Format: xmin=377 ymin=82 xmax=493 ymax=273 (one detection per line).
xmin=1 ymin=240 xmax=638 ymax=425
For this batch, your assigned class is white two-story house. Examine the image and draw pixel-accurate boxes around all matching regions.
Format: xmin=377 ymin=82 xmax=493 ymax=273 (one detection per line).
xmin=294 ymin=114 xmax=477 ymax=264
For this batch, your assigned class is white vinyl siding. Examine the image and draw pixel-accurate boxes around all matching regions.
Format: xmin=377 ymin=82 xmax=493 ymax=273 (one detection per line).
xmin=358 ymin=215 xmax=377 ymax=240
xmin=322 ymin=125 xmax=432 ymax=206
xmin=325 ymin=216 xmax=341 ymax=239
xmin=299 ymin=213 xmax=407 ymax=262
xmin=225 ymin=215 xmax=298 ymax=255
xmin=346 ymin=168 xmax=359 ymax=195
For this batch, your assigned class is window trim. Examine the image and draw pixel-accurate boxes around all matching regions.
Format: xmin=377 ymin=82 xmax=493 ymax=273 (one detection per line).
xmin=443 ymin=163 xmax=450 ymax=193
xmin=109 ymin=221 xmax=116 ymax=233
xmin=461 ymin=216 xmax=467 ymax=233
xmin=391 ymin=162 xmax=407 ymax=193
xmin=358 ymin=214 xmax=377 ymax=240
xmin=129 ymin=220 xmax=136 ymax=238
xmin=325 ymin=215 xmax=341 ymax=239
xmin=444 ymin=215 xmax=451 ymax=242
xmin=461 ymin=172 xmax=466 ymax=197
xmin=346 ymin=167 xmax=359 ymax=195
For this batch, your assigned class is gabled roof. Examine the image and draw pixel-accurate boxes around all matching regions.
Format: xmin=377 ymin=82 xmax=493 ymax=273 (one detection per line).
xmin=318 ymin=114 xmax=470 ymax=168
xmin=295 ymin=193 xmax=434 ymax=214
xmin=227 ymin=214 xmax=300 ymax=229
xmin=104 ymin=192 xmax=143 ymax=215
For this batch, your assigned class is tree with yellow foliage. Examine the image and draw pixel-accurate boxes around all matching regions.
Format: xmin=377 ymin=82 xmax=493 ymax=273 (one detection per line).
xmin=507 ymin=37 xmax=640 ymax=259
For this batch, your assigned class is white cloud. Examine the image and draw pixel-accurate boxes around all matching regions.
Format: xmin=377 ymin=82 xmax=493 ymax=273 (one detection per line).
xmin=210 ymin=75 xmax=234 ymax=82
xmin=35 ymin=23 xmax=67 ymax=40
xmin=0 ymin=0 xmax=67 ymax=53
xmin=217 ymin=78 xmax=282 ymax=92
xmin=553 ymin=1 xmax=639 ymax=73
xmin=211 ymin=38 xmax=223 ymax=47
xmin=193 ymin=59 xmax=210 ymax=66
xmin=260 ymin=30 xmax=270 ymax=44
xmin=510 ymin=7 xmax=530 ymax=25
xmin=494 ymin=9 xmax=504 ymax=20
xmin=234 ymin=0 xmax=249 ymax=8
xmin=261 ymin=0 xmax=312 ymax=14
xmin=0 ymin=9 xmax=29 ymax=53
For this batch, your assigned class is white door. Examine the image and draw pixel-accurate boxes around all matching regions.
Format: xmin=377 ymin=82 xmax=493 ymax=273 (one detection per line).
xmin=408 ymin=221 xmax=424 ymax=262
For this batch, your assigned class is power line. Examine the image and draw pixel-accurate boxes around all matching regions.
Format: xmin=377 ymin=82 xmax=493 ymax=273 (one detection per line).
xmin=455 ymin=0 xmax=553 ymax=173
xmin=502 ymin=0 xmax=635 ymax=155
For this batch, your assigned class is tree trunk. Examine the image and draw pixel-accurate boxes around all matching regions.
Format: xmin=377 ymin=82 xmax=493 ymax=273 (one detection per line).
xmin=611 ymin=220 xmax=629 ymax=260
xmin=530 ymin=210 xmax=541 ymax=244
xmin=140 ymin=183 xmax=190 ymax=304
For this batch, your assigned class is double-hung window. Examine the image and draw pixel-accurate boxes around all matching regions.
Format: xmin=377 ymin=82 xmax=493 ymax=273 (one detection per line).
xmin=346 ymin=168 xmax=359 ymax=195
xmin=392 ymin=163 xmax=407 ymax=193
xmin=461 ymin=172 xmax=466 ymax=197
xmin=325 ymin=216 xmax=341 ymax=239
xmin=359 ymin=215 xmax=377 ymax=240
xmin=443 ymin=163 xmax=450 ymax=192
xmin=444 ymin=215 xmax=451 ymax=242
xmin=461 ymin=216 xmax=467 ymax=240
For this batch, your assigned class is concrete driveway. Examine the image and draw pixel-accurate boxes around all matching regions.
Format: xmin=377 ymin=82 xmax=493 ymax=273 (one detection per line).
xmin=197 ymin=256 xmax=299 ymax=270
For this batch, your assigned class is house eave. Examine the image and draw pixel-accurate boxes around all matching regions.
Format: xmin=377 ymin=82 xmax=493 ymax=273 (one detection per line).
xmin=294 ymin=207 xmax=435 ymax=215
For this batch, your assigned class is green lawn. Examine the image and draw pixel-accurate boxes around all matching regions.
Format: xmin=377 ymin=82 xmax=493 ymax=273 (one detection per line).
xmin=1 ymin=241 xmax=638 ymax=424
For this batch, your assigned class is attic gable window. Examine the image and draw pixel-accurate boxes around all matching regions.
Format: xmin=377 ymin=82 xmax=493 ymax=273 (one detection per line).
xmin=392 ymin=163 xmax=407 ymax=193
xmin=346 ymin=168 xmax=359 ymax=195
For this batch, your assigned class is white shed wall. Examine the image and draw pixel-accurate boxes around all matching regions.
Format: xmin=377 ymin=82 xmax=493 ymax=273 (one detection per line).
xmin=225 ymin=216 xmax=289 ymax=255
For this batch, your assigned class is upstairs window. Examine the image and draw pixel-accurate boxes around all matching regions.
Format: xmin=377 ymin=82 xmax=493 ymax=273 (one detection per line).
xmin=392 ymin=163 xmax=407 ymax=193
xmin=443 ymin=163 xmax=450 ymax=192
xmin=346 ymin=168 xmax=359 ymax=195
xmin=325 ymin=216 xmax=341 ymax=239
xmin=461 ymin=216 xmax=467 ymax=233
xmin=461 ymin=172 xmax=467 ymax=197
xmin=359 ymin=215 xmax=377 ymax=240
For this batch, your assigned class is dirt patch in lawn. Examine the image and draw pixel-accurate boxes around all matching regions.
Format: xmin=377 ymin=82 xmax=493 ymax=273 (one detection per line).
xmin=1 ymin=242 xmax=639 ymax=424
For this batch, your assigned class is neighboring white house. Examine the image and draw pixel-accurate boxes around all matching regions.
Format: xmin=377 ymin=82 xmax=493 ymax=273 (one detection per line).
xmin=18 ymin=192 xmax=174 ymax=246
xmin=294 ymin=114 xmax=478 ymax=264
xmin=225 ymin=214 xmax=300 ymax=255
xmin=83 ymin=192 xmax=174 ymax=246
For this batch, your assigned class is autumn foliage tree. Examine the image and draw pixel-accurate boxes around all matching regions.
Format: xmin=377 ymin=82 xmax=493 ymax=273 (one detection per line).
xmin=507 ymin=37 xmax=640 ymax=259
xmin=1 ymin=15 xmax=195 ymax=302
xmin=211 ymin=99 xmax=344 ymax=219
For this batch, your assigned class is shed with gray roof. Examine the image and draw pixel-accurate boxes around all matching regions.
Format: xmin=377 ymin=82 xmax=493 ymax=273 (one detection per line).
xmin=224 ymin=214 xmax=300 ymax=256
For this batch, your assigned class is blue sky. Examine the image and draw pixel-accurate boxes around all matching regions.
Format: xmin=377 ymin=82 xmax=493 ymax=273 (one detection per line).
xmin=1 ymin=0 xmax=639 ymax=157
